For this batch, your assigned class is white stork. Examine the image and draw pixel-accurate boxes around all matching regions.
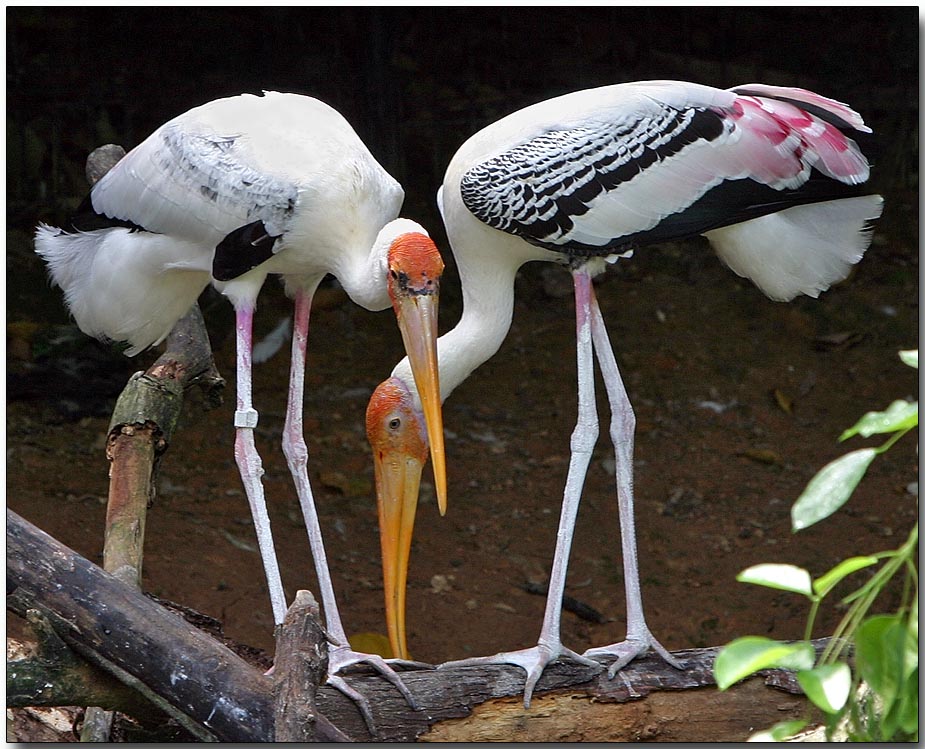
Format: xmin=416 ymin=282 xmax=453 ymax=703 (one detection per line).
xmin=34 ymin=90 xmax=448 ymax=724
xmin=365 ymin=80 xmax=882 ymax=706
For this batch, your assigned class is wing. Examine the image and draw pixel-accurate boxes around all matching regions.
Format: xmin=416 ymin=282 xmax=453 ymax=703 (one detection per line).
xmin=460 ymin=84 xmax=874 ymax=258
xmin=88 ymin=119 xmax=300 ymax=244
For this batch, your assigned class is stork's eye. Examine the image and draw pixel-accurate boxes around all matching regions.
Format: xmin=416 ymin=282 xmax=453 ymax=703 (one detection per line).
xmin=389 ymin=417 xmax=401 ymax=430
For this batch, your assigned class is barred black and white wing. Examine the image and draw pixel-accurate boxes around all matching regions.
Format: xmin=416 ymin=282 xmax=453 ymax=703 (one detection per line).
xmin=461 ymin=105 xmax=732 ymax=257
xmin=459 ymin=84 xmax=878 ymax=277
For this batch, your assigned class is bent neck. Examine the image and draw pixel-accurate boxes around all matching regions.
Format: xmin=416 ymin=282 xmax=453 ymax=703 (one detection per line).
xmin=333 ymin=217 xmax=432 ymax=312
xmin=392 ymin=217 xmax=528 ymax=405
xmin=330 ymin=242 xmax=390 ymax=312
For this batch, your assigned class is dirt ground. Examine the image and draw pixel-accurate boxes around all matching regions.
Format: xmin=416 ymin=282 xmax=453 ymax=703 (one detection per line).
xmin=6 ymin=191 xmax=918 ymax=739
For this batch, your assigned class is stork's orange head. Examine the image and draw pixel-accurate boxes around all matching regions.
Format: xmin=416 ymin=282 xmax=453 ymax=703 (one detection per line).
xmin=386 ymin=231 xmax=444 ymax=306
xmin=366 ymin=377 xmax=429 ymax=660
xmin=383 ymin=229 xmax=446 ymax=516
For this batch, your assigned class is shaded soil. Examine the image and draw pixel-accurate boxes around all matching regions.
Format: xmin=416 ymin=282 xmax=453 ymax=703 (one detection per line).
xmin=7 ymin=201 xmax=917 ymax=711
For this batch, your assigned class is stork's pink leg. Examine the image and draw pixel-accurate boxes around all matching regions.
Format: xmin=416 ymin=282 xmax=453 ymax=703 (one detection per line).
xmin=439 ymin=268 xmax=603 ymax=708
xmin=582 ymin=291 xmax=682 ymax=675
xmin=282 ymin=288 xmax=423 ymax=732
xmin=233 ymin=304 xmax=287 ymax=623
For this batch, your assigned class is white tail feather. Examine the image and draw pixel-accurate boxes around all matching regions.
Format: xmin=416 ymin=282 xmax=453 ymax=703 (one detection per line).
xmin=34 ymin=224 xmax=212 ymax=355
xmin=704 ymin=195 xmax=883 ymax=301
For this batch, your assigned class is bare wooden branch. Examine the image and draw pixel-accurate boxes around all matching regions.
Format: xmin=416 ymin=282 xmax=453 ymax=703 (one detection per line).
xmin=309 ymin=639 xmax=818 ymax=742
xmin=8 ymin=509 xmax=273 ymax=742
xmin=85 ymin=144 xmax=127 ymax=186
xmin=7 ymin=510 xmax=360 ymax=741
xmin=7 ymin=610 xmax=158 ymax=722
xmin=103 ymin=303 xmax=225 ymax=587
xmin=272 ymin=590 xmax=352 ymax=742
xmin=417 ymin=677 xmax=811 ymax=742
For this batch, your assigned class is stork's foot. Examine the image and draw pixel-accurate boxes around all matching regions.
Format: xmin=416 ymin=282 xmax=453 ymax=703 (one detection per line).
xmin=582 ymin=629 xmax=683 ymax=678
xmin=439 ymin=641 xmax=602 ymax=709
xmin=325 ymin=643 xmax=431 ymax=736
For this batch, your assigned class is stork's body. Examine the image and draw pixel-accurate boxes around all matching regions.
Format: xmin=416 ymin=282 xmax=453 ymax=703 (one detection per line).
xmin=35 ymin=91 xmax=447 ymax=727
xmin=369 ymin=81 xmax=882 ymax=706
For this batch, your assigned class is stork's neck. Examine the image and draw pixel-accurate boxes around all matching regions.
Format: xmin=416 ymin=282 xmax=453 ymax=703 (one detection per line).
xmin=331 ymin=242 xmax=391 ymax=312
xmin=391 ymin=217 xmax=530 ymax=406
xmin=317 ymin=218 xmax=425 ymax=312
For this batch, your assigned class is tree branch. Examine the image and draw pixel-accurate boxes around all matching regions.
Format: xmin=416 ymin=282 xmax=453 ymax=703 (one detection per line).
xmin=7 ymin=609 xmax=159 ymax=722
xmin=83 ymin=144 xmax=225 ymax=739
xmin=272 ymin=590 xmax=352 ymax=742
xmin=8 ymin=507 xmax=823 ymax=742
xmin=8 ymin=509 xmax=272 ymax=742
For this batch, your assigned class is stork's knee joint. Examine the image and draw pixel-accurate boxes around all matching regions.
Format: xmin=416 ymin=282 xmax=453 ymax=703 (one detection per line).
xmin=570 ymin=422 xmax=599 ymax=454
xmin=282 ymin=439 xmax=308 ymax=466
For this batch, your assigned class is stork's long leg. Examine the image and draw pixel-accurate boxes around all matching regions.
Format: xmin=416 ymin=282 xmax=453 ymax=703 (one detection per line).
xmin=281 ymin=288 xmax=424 ymax=733
xmin=582 ymin=290 xmax=683 ymax=675
xmin=233 ymin=304 xmax=287 ymax=624
xmin=439 ymin=268 xmax=603 ymax=708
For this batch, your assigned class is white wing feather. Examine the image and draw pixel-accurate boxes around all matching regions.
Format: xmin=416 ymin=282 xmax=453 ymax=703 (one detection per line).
xmin=706 ymin=195 xmax=883 ymax=301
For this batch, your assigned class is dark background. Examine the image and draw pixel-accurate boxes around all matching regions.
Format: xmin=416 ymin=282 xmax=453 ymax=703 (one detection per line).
xmin=8 ymin=7 xmax=919 ymax=253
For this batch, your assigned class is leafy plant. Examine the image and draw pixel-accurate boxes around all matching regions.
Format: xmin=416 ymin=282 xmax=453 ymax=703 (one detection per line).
xmin=714 ymin=350 xmax=918 ymax=742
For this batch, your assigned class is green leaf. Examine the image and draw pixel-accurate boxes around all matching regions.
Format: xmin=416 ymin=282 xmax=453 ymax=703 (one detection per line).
xmin=908 ymin=595 xmax=918 ymax=642
xmin=855 ymin=615 xmax=917 ymax=720
xmin=899 ymin=349 xmax=918 ymax=369
xmin=840 ymin=400 xmax=918 ymax=441
xmin=714 ymin=637 xmax=816 ymax=690
xmin=813 ymin=556 xmax=879 ymax=598
xmin=797 ymin=662 xmax=852 ymax=713
xmin=791 ymin=448 xmax=877 ymax=530
xmin=897 ymin=667 xmax=919 ymax=737
xmin=747 ymin=719 xmax=808 ymax=742
xmin=737 ymin=563 xmax=814 ymax=597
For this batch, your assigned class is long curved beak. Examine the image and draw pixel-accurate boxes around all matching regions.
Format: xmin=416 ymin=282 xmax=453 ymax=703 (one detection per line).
xmin=394 ymin=294 xmax=447 ymax=516
xmin=373 ymin=445 xmax=424 ymax=660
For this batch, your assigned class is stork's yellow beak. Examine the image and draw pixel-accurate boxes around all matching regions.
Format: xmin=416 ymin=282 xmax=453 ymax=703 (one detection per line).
xmin=367 ymin=378 xmax=428 ymax=660
xmin=373 ymin=441 xmax=423 ymax=660
xmin=394 ymin=292 xmax=447 ymax=516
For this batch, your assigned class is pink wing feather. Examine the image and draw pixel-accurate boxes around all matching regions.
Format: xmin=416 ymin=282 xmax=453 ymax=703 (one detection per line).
xmin=720 ymin=86 xmax=871 ymax=190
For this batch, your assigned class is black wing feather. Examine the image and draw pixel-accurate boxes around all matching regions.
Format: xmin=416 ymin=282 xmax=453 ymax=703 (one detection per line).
xmin=460 ymin=107 xmax=726 ymax=252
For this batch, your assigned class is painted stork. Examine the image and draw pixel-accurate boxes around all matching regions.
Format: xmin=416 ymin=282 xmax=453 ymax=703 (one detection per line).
xmin=365 ymin=80 xmax=882 ymax=706
xmin=34 ymin=91 xmax=447 ymax=721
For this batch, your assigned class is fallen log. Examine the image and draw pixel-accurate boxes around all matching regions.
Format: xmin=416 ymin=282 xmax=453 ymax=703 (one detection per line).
xmin=311 ymin=639 xmax=814 ymax=742
xmin=8 ymin=508 xmax=820 ymax=742
xmin=7 ymin=608 xmax=160 ymax=723
xmin=8 ymin=508 xmax=272 ymax=742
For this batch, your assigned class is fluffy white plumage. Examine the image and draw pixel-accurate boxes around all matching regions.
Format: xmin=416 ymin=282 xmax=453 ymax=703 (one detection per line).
xmin=35 ymin=91 xmax=406 ymax=354
xmin=707 ymin=194 xmax=882 ymax=301
xmin=34 ymin=226 xmax=211 ymax=355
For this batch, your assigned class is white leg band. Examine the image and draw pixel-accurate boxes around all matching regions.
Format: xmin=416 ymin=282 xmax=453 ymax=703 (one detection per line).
xmin=234 ymin=408 xmax=259 ymax=428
